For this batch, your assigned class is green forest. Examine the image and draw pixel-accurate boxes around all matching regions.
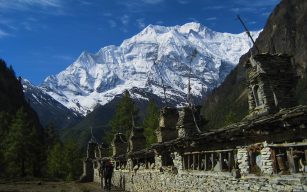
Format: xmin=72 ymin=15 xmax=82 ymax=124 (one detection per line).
xmin=0 ymin=60 xmax=82 ymax=180
xmin=0 ymin=58 xmax=159 ymax=180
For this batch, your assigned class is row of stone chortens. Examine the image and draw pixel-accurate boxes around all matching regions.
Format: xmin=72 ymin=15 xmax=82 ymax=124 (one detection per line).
xmin=80 ymin=53 xmax=307 ymax=191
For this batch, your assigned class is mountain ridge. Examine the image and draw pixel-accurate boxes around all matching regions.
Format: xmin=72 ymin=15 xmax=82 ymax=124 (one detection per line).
xmin=40 ymin=22 xmax=260 ymax=116
xmin=22 ymin=79 xmax=82 ymax=129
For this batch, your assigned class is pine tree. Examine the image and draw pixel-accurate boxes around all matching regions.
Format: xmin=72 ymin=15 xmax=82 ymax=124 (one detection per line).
xmin=109 ymin=90 xmax=139 ymax=139
xmin=4 ymin=108 xmax=30 ymax=176
xmin=47 ymin=140 xmax=82 ymax=180
xmin=47 ymin=142 xmax=66 ymax=178
xmin=62 ymin=140 xmax=82 ymax=180
xmin=0 ymin=111 xmax=10 ymax=176
xmin=45 ymin=123 xmax=59 ymax=152
xmin=3 ymin=108 xmax=42 ymax=177
xmin=143 ymin=100 xmax=159 ymax=146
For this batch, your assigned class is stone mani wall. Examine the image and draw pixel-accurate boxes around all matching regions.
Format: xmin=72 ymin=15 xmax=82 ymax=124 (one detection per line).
xmin=112 ymin=169 xmax=307 ymax=192
xmin=110 ymin=143 xmax=307 ymax=191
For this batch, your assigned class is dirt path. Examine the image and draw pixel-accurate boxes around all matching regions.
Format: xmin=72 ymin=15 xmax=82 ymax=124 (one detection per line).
xmin=0 ymin=181 xmax=125 ymax=192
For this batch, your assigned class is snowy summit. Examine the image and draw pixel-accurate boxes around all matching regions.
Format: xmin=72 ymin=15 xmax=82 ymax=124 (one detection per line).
xmin=40 ymin=22 xmax=260 ymax=115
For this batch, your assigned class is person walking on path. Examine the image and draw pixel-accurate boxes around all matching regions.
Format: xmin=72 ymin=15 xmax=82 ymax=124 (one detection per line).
xmin=104 ymin=159 xmax=114 ymax=191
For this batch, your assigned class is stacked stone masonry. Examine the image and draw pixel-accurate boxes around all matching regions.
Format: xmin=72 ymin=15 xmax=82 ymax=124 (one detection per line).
xmin=112 ymin=170 xmax=307 ymax=192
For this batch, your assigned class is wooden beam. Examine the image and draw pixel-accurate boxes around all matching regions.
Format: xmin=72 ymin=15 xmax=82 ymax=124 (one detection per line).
xmin=211 ymin=153 xmax=215 ymax=171
xmin=287 ymin=148 xmax=297 ymax=173
xmin=198 ymin=153 xmax=201 ymax=170
xmin=188 ymin=154 xmax=190 ymax=170
xmin=193 ymin=154 xmax=196 ymax=170
xmin=228 ymin=151 xmax=234 ymax=172
xmin=218 ymin=152 xmax=223 ymax=171
xmin=204 ymin=154 xmax=207 ymax=171
xmin=271 ymin=149 xmax=277 ymax=174
xmin=268 ymin=142 xmax=307 ymax=148
xmin=183 ymin=155 xmax=186 ymax=170
xmin=183 ymin=148 xmax=235 ymax=155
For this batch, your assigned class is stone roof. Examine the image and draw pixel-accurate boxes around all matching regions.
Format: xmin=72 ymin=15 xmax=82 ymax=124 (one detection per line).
xmin=152 ymin=105 xmax=307 ymax=152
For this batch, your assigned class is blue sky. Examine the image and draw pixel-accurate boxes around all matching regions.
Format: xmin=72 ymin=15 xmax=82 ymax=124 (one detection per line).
xmin=0 ymin=0 xmax=280 ymax=85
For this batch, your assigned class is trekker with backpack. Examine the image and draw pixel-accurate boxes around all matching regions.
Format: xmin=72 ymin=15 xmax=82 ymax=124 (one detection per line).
xmin=104 ymin=159 xmax=114 ymax=190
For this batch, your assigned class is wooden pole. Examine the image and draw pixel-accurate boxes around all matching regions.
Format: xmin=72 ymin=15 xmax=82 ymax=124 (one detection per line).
xmin=211 ymin=153 xmax=215 ymax=171
xmin=271 ymin=149 xmax=277 ymax=174
xmin=198 ymin=153 xmax=201 ymax=170
xmin=228 ymin=151 xmax=234 ymax=172
xmin=219 ymin=153 xmax=223 ymax=172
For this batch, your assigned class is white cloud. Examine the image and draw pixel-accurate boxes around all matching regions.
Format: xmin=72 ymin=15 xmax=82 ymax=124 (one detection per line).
xmin=78 ymin=0 xmax=92 ymax=6
xmin=156 ymin=21 xmax=164 ymax=25
xmin=262 ymin=12 xmax=271 ymax=17
xmin=205 ymin=17 xmax=217 ymax=21
xmin=0 ymin=29 xmax=9 ymax=38
xmin=234 ymin=0 xmax=280 ymax=8
xmin=120 ymin=15 xmax=130 ymax=26
xmin=231 ymin=7 xmax=256 ymax=13
xmin=189 ymin=17 xmax=199 ymax=22
xmin=53 ymin=55 xmax=73 ymax=61
xmin=103 ymin=12 xmax=112 ymax=17
xmin=248 ymin=21 xmax=257 ymax=25
xmin=108 ymin=20 xmax=117 ymax=28
xmin=0 ymin=0 xmax=62 ymax=10
xmin=203 ymin=5 xmax=224 ymax=10
xmin=136 ymin=18 xmax=145 ymax=29
xmin=118 ymin=0 xmax=165 ymax=13
xmin=141 ymin=0 xmax=164 ymax=4
xmin=177 ymin=0 xmax=188 ymax=4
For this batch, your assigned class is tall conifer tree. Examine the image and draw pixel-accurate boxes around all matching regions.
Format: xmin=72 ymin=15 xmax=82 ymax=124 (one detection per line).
xmin=109 ymin=90 xmax=139 ymax=138
xmin=143 ymin=100 xmax=159 ymax=146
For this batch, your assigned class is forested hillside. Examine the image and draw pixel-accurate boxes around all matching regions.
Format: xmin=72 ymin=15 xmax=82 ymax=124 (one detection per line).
xmin=0 ymin=59 xmax=82 ymax=179
xmin=0 ymin=59 xmax=45 ymax=177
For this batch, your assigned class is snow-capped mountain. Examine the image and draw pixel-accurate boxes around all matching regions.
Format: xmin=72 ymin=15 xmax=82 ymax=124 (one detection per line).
xmin=22 ymin=79 xmax=82 ymax=128
xmin=41 ymin=22 xmax=259 ymax=115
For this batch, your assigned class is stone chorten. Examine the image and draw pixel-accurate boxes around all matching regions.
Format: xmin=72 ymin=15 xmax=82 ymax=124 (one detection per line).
xmin=245 ymin=53 xmax=297 ymax=117
xmin=155 ymin=107 xmax=179 ymax=143
xmin=176 ymin=106 xmax=202 ymax=138
xmin=128 ymin=126 xmax=146 ymax=153
xmin=95 ymin=142 xmax=109 ymax=159
xmin=80 ymin=129 xmax=98 ymax=182
xmin=111 ymin=133 xmax=128 ymax=157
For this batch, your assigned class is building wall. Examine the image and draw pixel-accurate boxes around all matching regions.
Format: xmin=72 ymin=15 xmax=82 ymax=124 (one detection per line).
xmin=93 ymin=168 xmax=101 ymax=184
xmin=112 ymin=169 xmax=307 ymax=192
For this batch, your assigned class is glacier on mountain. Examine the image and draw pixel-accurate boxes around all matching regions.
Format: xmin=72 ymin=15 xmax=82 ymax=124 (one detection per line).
xmin=41 ymin=22 xmax=260 ymax=115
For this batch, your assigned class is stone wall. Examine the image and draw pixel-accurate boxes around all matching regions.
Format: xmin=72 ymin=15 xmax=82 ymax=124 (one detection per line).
xmin=112 ymin=169 xmax=307 ymax=192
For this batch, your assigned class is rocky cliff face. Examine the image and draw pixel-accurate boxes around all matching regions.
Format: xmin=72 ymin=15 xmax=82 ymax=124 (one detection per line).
xmin=201 ymin=0 xmax=307 ymax=130
xmin=255 ymin=0 xmax=307 ymax=76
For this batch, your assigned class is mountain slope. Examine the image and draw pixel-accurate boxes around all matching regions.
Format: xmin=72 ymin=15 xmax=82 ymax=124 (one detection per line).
xmin=22 ymin=79 xmax=82 ymax=129
xmin=41 ymin=22 xmax=259 ymax=115
xmin=61 ymin=88 xmax=165 ymax=148
xmin=201 ymin=0 xmax=307 ymax=130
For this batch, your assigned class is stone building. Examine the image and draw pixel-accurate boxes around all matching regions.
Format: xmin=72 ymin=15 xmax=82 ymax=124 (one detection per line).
xmin=79 ymin=133 xmax=109 ymax=183
xmin=81 ymin=53 xmax=307 ymax=191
